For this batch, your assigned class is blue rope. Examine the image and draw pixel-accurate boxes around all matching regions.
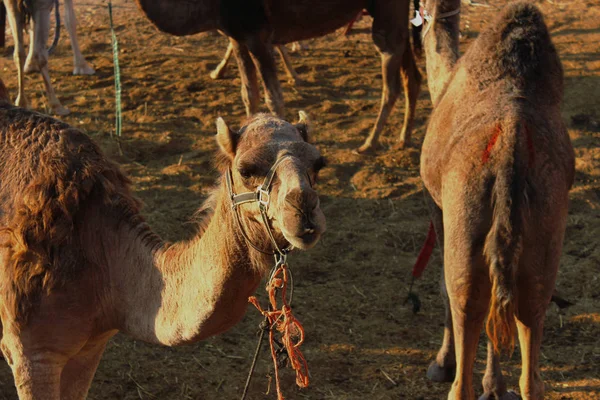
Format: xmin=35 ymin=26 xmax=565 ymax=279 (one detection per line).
xmin=108 ymin=1 xmax=122 ymax=137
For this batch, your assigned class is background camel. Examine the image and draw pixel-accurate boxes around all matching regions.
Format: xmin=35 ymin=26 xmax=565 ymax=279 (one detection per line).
xmin=134 ymin=0 xmax=422 ymax=153
xmin=21 ymin=0 xmax=96 ymax=76
xmin=420 ymin=1 xmax=574 ymax=399
xmin=3 ymin=0 xmax=68 ymax=114
xmin=0 ymin=83 xmax=326 ymax=399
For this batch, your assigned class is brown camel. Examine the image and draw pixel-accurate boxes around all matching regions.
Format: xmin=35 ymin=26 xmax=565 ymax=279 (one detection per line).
xmin=3 ymin=0 xmax=69 ymax=114
xmin=419 ymin=1 xmax=574 ymax=399
xmin=133 ymin=0 xmax=422 ymax=152
xmin=0 ymin=80 xmax=326 ymax=399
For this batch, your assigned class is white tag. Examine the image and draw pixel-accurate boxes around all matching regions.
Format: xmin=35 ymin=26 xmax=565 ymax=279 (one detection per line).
xmin=410 ymin=10 xmax=423 ymax=27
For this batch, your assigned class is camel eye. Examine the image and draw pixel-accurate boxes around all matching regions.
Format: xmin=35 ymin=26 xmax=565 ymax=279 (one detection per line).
xmin=238 ymin=168 xmax=253 ymax=180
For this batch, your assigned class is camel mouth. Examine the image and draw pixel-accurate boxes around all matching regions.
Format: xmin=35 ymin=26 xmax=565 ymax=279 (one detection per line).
xmin=282 ymin=226 xmax=324 ymax=250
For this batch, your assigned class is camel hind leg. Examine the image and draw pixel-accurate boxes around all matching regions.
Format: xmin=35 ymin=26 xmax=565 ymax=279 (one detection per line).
xmin=64 ymin=0 xmax=95 ymax=75
xmin=513 ymin=236 xmax=563 ymax=400
xmin=246 ymin=36 xmax=284 ymax=117
xmin=276 ymin=45 xmax=300 ymax=86
xmin=210 ymin=39 xmax=234 ymax=80
xmin=231 ymin=39 xmax=260 ymax=117
xmin=28 ymin=2 xmax=69 ymax=115
xmin=398 ymin=41 xmax=421 ymax=148
xmin=358 ymin=0 xmax=414 ymax=153
xmin=4 ymin=0 xmax=28 ymax=108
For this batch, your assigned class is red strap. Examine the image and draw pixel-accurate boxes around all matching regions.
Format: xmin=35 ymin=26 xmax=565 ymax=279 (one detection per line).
xmin=412 ymin=221 xmax=437 ymax=278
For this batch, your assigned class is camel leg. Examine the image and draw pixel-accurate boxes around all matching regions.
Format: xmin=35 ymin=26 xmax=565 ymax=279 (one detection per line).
xmin=398 ymin=40 xmax=421 ymax=148
xmin=64 ymin=0 xmax=95 ymax=75
xmin=24 ymin=24 xmax=39 ymax=73
xmin=276 ymin=45 xmax=300 ymax=86
xmin=29 ymin=4 xmax=69 ymax=115
xmin=246 ymin=37 xmax=284 ymax=117
xmin=423 ymin=191 xmax=457 ymax=382
xmin=60 ymin=340 xmax=108 ymax=399
xmin=513 ymin=247 xmax=559 ymax=400
xmin=444 ymin=204 xmax=492 ymax=400
xmin=4 ymin=0 xmax=28 ymax=107
xmin=210 ymin=40 xmax=234 ymax=80
xmin=478 ymin=341 xmax=519 ymax=400
xmin=1 ymin=337 xmax=64 ymax=400
xmin=231 ymin=40 xmax=259 ymax=117
xmin=357 ymin=2 xmax=410 ymax=153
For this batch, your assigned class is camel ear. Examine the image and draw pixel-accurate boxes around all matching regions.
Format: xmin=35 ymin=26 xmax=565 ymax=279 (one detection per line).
xmin=216 ymin=117 xmax=237 ymax=158
xmin=295 ymin=111 xmax=312 ymax=142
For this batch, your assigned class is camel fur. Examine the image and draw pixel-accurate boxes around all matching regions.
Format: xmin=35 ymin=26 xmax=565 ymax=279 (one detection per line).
xmin=134 ymin=0 xmax=422 ymax=152
xmin=419 ymin=2 xmax=574 ymax=399
xmin=0 ymin=84 xmax=326 ymax=399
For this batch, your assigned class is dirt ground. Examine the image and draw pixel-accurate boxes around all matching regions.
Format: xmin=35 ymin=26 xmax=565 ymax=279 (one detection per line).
xmin=0 ymin=0 xmax=598 ymax=398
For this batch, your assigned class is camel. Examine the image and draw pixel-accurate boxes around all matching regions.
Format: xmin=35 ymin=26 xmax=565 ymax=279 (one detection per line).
xmin=0 ymin=80 xmax=326 ymax=399
xmin=3 ymin=0 xmax=69 ymax=114
xmin=2 ymin=0 xmax=94 ymax=115
xmin=419 ymin=1 xmax=574 ymax=399
xmin=133 ymin=0 xmax=422 ymax=153
xmin=210 ymin=39 xmax=301 ymax=86
xmin=23 ymin=0 xmax=96 ymax=76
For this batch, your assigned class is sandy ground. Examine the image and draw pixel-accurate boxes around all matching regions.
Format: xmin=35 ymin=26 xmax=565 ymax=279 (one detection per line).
xmin=0 ymin=0 xmax=598 ymax=398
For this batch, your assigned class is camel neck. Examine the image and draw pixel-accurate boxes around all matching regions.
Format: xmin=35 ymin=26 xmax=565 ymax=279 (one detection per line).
xmin=423 ymin=0 xmax=461 ymax=105
xmin=134 ymin=0 xmax=220 ymax=36
xmin=115 ymin=182 xmax=273 ymax=346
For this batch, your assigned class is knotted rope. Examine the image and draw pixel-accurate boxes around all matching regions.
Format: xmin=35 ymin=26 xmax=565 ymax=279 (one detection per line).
xmin=246 ymin=262 xmax=309 ymax=400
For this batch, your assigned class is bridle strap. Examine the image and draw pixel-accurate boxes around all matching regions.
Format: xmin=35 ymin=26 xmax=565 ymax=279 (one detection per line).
xmin=227 ymin=155 xmax=295 ymax=256
xmin=411 ymin=3 xmax=460 ymax=38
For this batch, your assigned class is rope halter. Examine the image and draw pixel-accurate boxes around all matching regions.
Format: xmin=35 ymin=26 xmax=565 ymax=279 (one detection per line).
xmin=226 ymin=155 xmax=295 ymax=260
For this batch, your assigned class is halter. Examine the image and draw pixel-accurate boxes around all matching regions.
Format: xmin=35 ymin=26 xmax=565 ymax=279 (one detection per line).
xmin=225 ymin=155 xmax=294 ymax=260
xmin=410 ymin=2 xmax=460 ymax=38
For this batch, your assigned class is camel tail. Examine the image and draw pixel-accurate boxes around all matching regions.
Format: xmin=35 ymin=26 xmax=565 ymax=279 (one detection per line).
xmin=484 ymin=120 xmax=531 ymax=354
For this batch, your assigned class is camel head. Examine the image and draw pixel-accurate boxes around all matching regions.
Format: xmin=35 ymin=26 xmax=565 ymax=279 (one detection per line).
xmin=216 ymin=112 xmax=326 ymax=251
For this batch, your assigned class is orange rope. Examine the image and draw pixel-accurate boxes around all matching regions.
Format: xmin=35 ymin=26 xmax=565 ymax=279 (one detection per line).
xmin=249 ymin=264 xmax=309 ymax=400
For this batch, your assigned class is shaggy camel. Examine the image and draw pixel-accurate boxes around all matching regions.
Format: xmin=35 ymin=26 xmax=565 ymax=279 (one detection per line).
xmin=3 ymin=0 xmax=69 ymax=114
xmin=134 ymin=0 xmax=422 ymax=152
xmin=0 ymin=83 xmax=326 ymax=398
xmin=22 ymin=0 xmax=96 ymax=76
xmin=210 ymin=39 xmax=301 ymax=85
xmin=420 ymin=1 xmax=574 ymax=399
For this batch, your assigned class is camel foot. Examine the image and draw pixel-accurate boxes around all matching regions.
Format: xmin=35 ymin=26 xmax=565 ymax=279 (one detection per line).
xmin=52 ymin=104 xmax=70 ymax=116
xmin=427 ymin=360 xmax=456 ymax=383
xmin=478 ymin=390 xmax=520 ymax=400
xmin=392 ymin=140 xmax=409 ymax=150
xmin=355 ymin=140 xmax=382 ymax=155
xmin=210 ymin=70 xmax=225 ymax=80
xmin=73 ymin=64 xmax=95 ymax=75
xmin=15 ymin=96 xmax=28 ymax=109
xmin=24 ymin=60 xmax=40 ymax=74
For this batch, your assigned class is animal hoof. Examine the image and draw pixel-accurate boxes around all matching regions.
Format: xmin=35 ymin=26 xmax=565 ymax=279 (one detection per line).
xmin=426 ymin=360 xmax=455 ymax=383
xmin=24 ymin=58 xmax=40 ymax=74
xmin=52 ymin=105 xmax=70 ymax=116
xmin=210 ymin=70 xmax=224 ymax=80
xmin=355 ymin=141 xmax=380 ymax=155
xmin=478 ymin=390 xmax=520 ymax=400
xmin=73 ymin=65 xmax=96 ymax=75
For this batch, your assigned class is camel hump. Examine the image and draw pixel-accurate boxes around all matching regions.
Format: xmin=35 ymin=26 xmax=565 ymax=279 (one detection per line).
xmin=493 ymin=2 xmax=557 ymax=80
xmin=0 ymin=107 xmax=140 ymax=324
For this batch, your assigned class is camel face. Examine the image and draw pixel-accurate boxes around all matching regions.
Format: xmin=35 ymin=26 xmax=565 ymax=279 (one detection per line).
xmin=217 ymin=113 xmax=326 ymax=250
